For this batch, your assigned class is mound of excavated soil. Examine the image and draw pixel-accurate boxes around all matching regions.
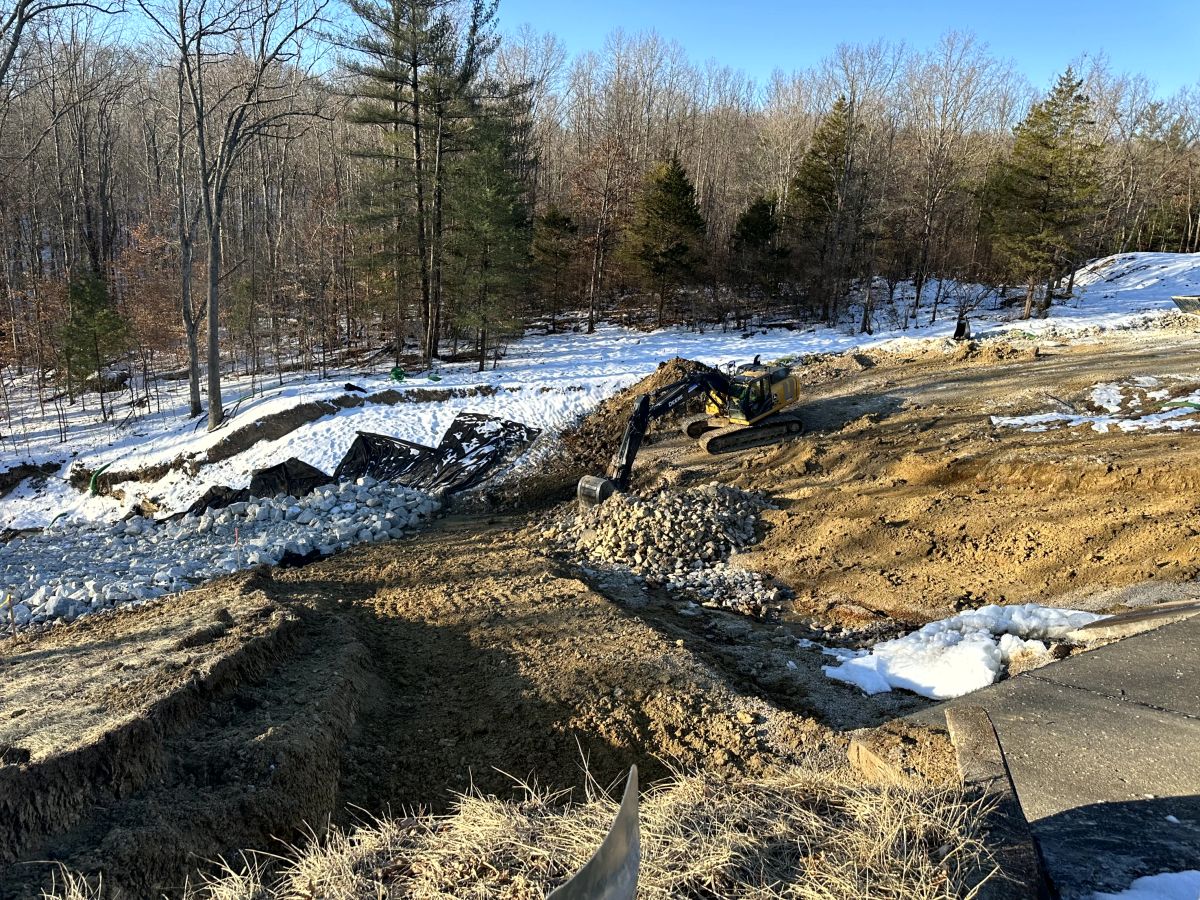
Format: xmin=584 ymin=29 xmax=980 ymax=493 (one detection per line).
xmin=620 ymin=335 xmax=1200 ymax=625
xmin=0 ymin=461 xmax=59 ymax=500
xmin=0 ymin=572 xmax=365 ymax=899
xmin=492 ymin=357 xmax=716 ymax=509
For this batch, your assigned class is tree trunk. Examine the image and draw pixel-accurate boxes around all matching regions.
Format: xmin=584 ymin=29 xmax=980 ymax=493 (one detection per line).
xmin=206 ymin=222 xmax=223 ymax=430
xmin=425 ymin=118 xmax=445 ymax=363
xmin=180 ymin=241 xmax=202 ymax=417
xmin=408 ymin=57 xmax=432 ymax=363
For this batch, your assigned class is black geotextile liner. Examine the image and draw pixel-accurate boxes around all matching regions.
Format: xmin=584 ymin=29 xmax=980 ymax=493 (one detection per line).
xmin=334 ymin=412 xmax=541 ymax=494
xmin=332 ymin=433 xmax=433 ymax=484
xmin=184 ymin=412 xmax=539 ymax=515
xmin=248 ymin=457 xmax=333 ymax=498
xmin=186 ymin=484 xmax=248 ymax=516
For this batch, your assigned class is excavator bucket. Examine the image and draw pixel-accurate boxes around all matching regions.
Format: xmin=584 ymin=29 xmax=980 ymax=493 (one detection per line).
xmin=577 ymin=474 xmax=617 ymax=507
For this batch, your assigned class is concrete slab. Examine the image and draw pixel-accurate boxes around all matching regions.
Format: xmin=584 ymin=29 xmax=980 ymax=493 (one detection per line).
xmin=969 ymin=678 xmax=1200 ymax=819
xmin=945 ymin=707 xmax=1050 ymax=900
xmin=1052 ymin=612 xmax=1200 ymax=718
xmin=907 ymin=613 xmax=1200 ymax=898
xmin=1067 ymin=599 xmax=1200 ymax=642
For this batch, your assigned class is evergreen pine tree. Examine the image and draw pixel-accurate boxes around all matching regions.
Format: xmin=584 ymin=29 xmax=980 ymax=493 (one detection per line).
xmin=446 ymin=113 xmax=532 ymax=371
xmin=532 ymin=206 xmax=579 ymax=333
xmin=983 ymin=69 xmax=1102 ymax=319
xmin=731 ymin=194 xmax=788 ymax=321
xmin=57 ymin=272 xmax=128 ymax=417
xmin=345 ymin=0 xmax=452 ymax=363
xmin=626 ymin=155 xmax=707 ymax=327
xmin=786 ymin=96 xmax=854 ymax=322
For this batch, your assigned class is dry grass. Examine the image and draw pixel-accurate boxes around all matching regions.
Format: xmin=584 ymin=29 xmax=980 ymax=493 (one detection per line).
xmin=44 ymin=765 xmax=996 ymax=899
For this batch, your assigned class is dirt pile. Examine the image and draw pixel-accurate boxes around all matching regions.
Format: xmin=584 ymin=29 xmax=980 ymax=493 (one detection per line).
xmin=491 ymin=357 xmax=715 ymax=509
xmin=950 ymin=338 xmax=1041 ymax=364
xmin=0 ymin=572 xmax=366 ymax=899
xmin=0 ymin=461 xmax=59 ymax=500
xmin=549 ymin=483 xmax=785 ymax=615
xmin=617 ymin=335 xmax=1200 ymax=623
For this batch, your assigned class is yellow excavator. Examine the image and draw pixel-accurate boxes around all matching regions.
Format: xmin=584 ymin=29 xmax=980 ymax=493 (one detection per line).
xmin=577 ymin=357 xmax=804 ymax=506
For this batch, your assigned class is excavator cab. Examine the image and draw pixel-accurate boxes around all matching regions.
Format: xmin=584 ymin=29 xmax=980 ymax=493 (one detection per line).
xmin=715 ymin=372 xmax=777 ymax=425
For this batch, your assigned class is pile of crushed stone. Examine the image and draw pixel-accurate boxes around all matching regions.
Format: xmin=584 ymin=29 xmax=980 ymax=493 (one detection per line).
xmin=548 ymin=483 xmax=785 ymax=615
xmin=2 ymin=477 xmax=439 ymax=633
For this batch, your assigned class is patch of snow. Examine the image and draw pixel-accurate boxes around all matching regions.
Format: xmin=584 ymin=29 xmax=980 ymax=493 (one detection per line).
xmin=1092 ymin=870 xmax=1200 ymax=900
xmin=1091 ymin=383 xmax=1125 ymax=413
xmin=993 ymin=378 xmax=1200 ymax=435
xmin=823 ymin=604 xmax=1105 ymax=699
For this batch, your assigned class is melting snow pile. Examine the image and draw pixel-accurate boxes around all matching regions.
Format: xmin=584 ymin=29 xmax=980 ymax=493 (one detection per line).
xmin=549 ymin=483 xmax=783 ymax=615
xmin=992 ymin=377 xmax=1200 ymax=434
xmin=1092 ymin=871 xmax=1200 ymax=900
xmin=2 ymin=477 xmax=438 ymax=633
xmin=822 ymin=604 xmax=1105 ymax=699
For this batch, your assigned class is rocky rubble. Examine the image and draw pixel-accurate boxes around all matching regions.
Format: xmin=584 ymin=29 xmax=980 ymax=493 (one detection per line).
xmin=1 ymin=477 xmax=439 ymax=632
xmin=548 ymin=483 xmax=785 ymax=615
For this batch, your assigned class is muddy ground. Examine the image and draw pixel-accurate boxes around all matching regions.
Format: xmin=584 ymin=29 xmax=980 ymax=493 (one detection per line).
xmin=622 ymin=331 xmax=1200 ymax=626
xmin=3 ymin=327 xmax=1200 ymax=897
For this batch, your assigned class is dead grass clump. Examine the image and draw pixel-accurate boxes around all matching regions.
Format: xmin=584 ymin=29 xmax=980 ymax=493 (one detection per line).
xmin=60 ymin=764 xmax=1001 ymax=900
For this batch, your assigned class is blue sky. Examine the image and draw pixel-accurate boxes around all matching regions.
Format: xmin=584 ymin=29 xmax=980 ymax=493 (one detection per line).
xmin=499 ymin=0 xmax=1200 ymax=94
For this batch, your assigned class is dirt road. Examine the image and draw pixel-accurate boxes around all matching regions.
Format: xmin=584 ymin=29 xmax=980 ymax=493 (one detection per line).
xmin=4 ymin=327 xmax=1199 ymax=896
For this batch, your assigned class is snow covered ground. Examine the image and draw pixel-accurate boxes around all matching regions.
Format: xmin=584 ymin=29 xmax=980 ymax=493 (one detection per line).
xmin=3 ymin=478 xmax=439 ymax=629
xmin=820 ymin=604 xmax=1105 ymax=699
xmin=1093 ymin=870 xmax=1200 ymax=900
xmin=992 ymin=376 xmax=1200 ymax=434
xmin=4 ymin=250 xmax=1196 ymax=533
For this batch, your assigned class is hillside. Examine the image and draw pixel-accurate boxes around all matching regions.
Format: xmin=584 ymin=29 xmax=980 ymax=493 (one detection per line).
xmin=4 ymin=251 xmax=1197 ymax=535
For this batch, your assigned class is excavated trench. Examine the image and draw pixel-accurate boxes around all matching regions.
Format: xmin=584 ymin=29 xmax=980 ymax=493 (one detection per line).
xmin=0 ymin=575 xmax=365 ymax=900
xmin=0 ymin=522 xmax=851 ymax=899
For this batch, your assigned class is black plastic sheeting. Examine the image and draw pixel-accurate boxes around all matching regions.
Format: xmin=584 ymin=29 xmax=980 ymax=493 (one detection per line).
xmin=334 ymin=412 xmax=541 ymax=494
xmin=184 ymin=412 xmax=540 ymax=515
xmin=248 ymin=457 xmax=333 ymax=498
xmin=186 ymin=485 xmax=249 ymax=516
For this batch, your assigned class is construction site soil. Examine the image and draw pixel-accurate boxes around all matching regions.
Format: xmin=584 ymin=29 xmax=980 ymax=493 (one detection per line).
xmin=4 ymin=326 xmax=1200 ymax=897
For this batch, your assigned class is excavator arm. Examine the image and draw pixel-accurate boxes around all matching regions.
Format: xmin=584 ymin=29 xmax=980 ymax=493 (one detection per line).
xmin=577 ymin=370 xmax=732 ymax=505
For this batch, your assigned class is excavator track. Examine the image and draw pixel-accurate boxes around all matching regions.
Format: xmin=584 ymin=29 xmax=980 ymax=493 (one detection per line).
xmin=696 ymin=413 xmax=804 ymax=455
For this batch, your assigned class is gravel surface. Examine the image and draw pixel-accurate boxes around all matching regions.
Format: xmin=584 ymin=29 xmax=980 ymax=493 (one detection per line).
xmin=549 ymin=483 xmax=785 ymax=615
xmin=1 ymin=477 xmax=439 ymax=632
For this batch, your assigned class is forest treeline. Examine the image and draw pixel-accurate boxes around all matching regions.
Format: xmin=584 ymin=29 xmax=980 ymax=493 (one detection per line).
xmin=0 ymin=0 xmax=1198 ymax=429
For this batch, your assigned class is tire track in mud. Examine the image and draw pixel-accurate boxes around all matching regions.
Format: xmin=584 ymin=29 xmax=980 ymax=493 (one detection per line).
xmin=262 ymin=524 xmax=832 ymax=820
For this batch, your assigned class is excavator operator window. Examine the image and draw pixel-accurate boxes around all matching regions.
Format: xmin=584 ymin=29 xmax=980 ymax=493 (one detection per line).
xmin=749 ymin=377 xmax=768 ymax=412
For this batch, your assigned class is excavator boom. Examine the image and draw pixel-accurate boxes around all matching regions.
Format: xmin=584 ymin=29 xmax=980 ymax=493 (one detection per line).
xmin=576 ymin=370 xmax=732 ymax=506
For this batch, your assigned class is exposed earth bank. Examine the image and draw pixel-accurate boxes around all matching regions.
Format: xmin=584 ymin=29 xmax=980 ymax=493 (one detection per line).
xmin=3 ymin=327 xmax=1200 ymax=897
